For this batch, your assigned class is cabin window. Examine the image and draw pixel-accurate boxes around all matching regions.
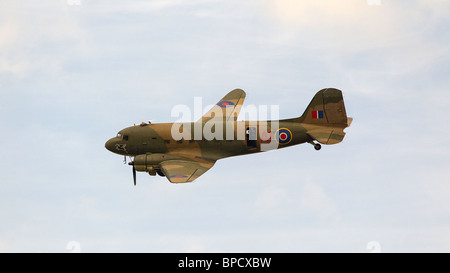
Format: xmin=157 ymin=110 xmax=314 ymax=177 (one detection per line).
xmin=123 ymin=135 xmax=129 ymax=141
xmin=176 ymin=140 xmax=183 ymax=144
xmin=164 ymin=140 xmax=170 ymax=144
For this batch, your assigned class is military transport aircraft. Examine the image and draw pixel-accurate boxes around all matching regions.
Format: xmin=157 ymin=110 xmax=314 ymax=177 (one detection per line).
xmin=105 ymin=88 xmax=352 ymax=185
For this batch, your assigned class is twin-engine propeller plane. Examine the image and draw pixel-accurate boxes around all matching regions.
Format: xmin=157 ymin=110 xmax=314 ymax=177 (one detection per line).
xmin=105 ymin=88 xmax=352 ymax=185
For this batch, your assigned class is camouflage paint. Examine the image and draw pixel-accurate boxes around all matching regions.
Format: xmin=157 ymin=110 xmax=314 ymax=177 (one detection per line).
xmin=105 ymin=88 xmax=352 ymax=184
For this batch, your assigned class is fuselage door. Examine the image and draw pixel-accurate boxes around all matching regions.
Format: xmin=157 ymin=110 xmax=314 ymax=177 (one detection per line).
xmin=246 ymin=127 xmax=257 ymax=150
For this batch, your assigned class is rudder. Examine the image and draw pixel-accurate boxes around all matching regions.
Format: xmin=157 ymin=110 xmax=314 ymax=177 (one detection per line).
xmin=299 ymin=88 xmax=348 ymax=125
xmin=298 ymin=88 xmax=352 ymax=145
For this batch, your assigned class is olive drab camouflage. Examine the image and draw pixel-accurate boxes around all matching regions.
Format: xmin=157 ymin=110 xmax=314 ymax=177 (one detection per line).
xmin=105 ymin=88 xmax=352 ymax=185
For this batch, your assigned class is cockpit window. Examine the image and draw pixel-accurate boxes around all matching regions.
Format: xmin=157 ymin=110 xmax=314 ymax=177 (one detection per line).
xmin=116 ymin=133 xmax=128 ymax=141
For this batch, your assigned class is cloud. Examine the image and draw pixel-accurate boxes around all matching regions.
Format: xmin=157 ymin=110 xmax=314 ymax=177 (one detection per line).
xmin=253 ymin=179 xmax=339 ymax=223
xmin=1 ymin=0 xmax=449 ymax=253
xmin=255 ymin=0 xmax=450 ymax=82
xmin=0 ymin=241 xmax=10 ymax=253
xmin=259 ymin=0 xmax=449 ymax=43
xmin=0 ymin=2 xmax=88 ymax=78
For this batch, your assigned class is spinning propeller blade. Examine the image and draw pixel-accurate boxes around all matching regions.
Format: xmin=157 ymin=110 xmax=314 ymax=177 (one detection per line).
xmin=129 ymin=161 xmax=136 ymax=186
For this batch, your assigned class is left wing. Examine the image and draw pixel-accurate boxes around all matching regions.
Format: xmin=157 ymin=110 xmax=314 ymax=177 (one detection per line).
xmin=160 ymin=159 xmax=215 ymax=183
xmin=197 ymin=88 xmax=246 ymax=123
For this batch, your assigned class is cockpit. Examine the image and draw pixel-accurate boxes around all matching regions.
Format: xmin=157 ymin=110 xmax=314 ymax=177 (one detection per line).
xmin=117 ymin=133 xmax=129 ymax=141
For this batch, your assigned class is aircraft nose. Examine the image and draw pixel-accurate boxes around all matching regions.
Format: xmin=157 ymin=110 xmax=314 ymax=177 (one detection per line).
xmin=105 ymin=138 xmax=116 ymax=152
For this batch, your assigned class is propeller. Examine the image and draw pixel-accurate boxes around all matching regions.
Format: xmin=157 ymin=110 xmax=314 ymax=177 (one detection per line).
xmin=129 ymin=161 xmax=136 ymax=186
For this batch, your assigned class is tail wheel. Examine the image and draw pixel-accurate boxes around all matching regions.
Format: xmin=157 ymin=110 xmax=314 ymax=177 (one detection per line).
xmin=314 ymin=143 xmax=322 ymax=151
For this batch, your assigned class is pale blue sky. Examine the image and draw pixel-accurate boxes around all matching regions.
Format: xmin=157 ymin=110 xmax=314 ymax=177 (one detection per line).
xmin=1 ymin=0 xmax=449 ymax=252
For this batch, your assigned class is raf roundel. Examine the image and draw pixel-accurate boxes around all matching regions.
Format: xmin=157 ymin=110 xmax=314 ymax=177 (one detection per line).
xmin=170 ymin=174 xmax=188 ymax=178
xmin=275 ymin=128 xmax=292 ymax=145
xmin=217 ymin=101 xmax=235 ymax=108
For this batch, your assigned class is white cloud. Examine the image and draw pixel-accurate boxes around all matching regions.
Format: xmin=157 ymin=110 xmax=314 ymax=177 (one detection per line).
xmin=1 ymin=0 xmax=449 ymax=253
xmin=0 ymin=241 xmax=10 ymax=253
xmin=0 ymin=2 xmax=88 ymax=77
xmin=420 ymin=170 xmax=450 ymax=216
xmin=255 ymin=0 xmax=450 ymax=85
xmin=253 ymin=179 xmax=339 ymax=223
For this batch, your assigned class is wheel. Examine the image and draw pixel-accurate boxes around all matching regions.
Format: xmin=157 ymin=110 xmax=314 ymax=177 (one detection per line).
xmin=156 ymin=169 xmax=165 ymax=177
xmin=314 ymin=143 xmax=322 ymax=150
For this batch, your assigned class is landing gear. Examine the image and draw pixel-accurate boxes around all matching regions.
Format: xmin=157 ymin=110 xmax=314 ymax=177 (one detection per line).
xmin=314 ymin=143 xmax=322 ymax=151
xmin=156 ymin=169 xmax=165 ymax=177
xmin=309 ymin=141 xmax=322 ymax=151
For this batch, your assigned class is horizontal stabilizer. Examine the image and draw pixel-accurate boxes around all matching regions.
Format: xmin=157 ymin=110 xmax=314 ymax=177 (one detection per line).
xmin=307 ymin=128 xmax=346 ymax=145
xmin=347 ymin=117 xmax=353 ymax=127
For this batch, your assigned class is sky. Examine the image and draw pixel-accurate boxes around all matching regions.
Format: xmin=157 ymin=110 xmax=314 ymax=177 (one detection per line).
xmin=0 ymin=0 xmax=449 ymax=252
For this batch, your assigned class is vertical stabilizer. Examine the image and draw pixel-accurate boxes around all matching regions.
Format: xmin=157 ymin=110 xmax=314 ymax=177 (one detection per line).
xmin=298 ymin=88 xmax=352 ymax=145
xmin=299 ymin=88 xmax=348 ymax=126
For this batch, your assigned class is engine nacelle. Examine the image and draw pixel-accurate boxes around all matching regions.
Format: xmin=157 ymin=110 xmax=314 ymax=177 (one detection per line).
xmin=134 ymin=153 xmax=182 ymax=174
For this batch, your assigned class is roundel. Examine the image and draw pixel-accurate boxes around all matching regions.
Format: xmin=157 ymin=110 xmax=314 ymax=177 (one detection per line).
xmin=170 ymin=174 xmax=188 ymax=178
xmin=275 ymin=128 xmax=292 ymax=145
xmin=217 ymin=101 xmax=235 ymax=108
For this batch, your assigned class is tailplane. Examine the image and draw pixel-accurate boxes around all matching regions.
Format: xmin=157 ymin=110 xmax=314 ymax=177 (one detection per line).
xmin=297 ymin=88 xmax=352 ymax=145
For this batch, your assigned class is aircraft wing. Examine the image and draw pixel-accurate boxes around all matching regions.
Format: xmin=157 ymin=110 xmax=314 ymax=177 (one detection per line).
xmin=197 ymin=88 xmax=246 ymax=123
xmin=160 ymin=159 xmax=215 ymax=183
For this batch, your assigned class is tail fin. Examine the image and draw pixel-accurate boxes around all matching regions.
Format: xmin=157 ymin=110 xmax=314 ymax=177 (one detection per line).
xmin=298 ymin=88 xmax=352 ymax=145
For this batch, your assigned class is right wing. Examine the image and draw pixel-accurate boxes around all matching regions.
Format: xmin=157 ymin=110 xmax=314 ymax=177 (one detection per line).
xmin=197 ymin=89 xmax=246 ymax=123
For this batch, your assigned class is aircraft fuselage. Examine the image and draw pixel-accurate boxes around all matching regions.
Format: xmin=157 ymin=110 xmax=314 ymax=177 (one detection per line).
xmin=105 ymin=119 xmax=311 ymax=161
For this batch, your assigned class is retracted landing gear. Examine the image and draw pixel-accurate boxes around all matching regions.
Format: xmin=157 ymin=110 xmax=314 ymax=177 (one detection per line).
xmin=156 ymin=169 xmax=165 ymax=177
xmin=147 ymin=167 xmax=165 ymax=177
xmin=309 ymin=141 xmax=322 ymax=151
